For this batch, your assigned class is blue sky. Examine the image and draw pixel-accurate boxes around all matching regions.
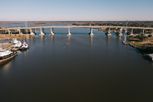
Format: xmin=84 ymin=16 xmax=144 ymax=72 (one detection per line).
xmin=0 ymin=0 xmax=153 ymax=21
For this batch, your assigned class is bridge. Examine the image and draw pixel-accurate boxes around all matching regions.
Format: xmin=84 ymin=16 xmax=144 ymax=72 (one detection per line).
xmin=0 ymin=25 xmax=153 ymax=37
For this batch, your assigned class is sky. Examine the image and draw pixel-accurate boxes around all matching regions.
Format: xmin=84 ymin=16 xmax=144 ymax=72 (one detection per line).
xmin=0 ymin=0 xmax=153 ymax=21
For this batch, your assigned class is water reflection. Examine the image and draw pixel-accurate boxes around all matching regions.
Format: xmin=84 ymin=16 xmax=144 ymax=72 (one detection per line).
xmin=40 ymin=35 xmax=45 ymax=41
xmin=66 ymin=35 xmax=71 ymax=46
xmin=117 ymin=36 xmax=122 ymax=40
xmin=22 ymin=50 xmax=29 ymax=57
xmin=3 ymin=62 xmax=11 ymax=71
xmin=89 ymin=36 xmax=94 ymax=48
xmin=105 ymin=36 xmax=112 ymax=46
xmin=51 ymin=35 xmax=55 ymax=41
xmin=115 ymin=36 xmax=122 ymax=45
xmin=0 ymin=62 xmax=12 ymax=73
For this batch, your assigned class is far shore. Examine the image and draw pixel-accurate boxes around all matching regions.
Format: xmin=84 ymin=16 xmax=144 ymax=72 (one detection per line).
xmin=0 ymin=34 xmax=35 ymax=40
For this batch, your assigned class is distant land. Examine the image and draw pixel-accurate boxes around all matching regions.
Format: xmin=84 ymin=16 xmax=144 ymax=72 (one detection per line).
xmin=0 ymin=21 xmax=153 ymax=27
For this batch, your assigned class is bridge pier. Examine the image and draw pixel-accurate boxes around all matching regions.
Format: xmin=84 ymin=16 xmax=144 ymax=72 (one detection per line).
xmin=142 ymin=29 xmax=145 ymax=35
xmin=106 ymin=28 xmax=112 ymax=37
xmin=67 ymin=27 xmax=71 ymax=37
xmin=40 ymin=28 xmax=45 ymax=36
xmin=50 ymin=28 xmax=55 ymax=36
xmin=113 ymin=29 xmax=117 ymax=33
xmin=130 ymin=29 xmax=134 ymax=35
xmin=119 ymin=28 xmax=123 ymax=37
xmin=124 ymin=29 xmax=128 ymax=35
xmin=8 ymin=29 xmax=11 ymax=35
xmin=89 ymin=28 xmax=94 ymax=37
xmin=123 ymin=29 xmax=128 ymax=44
xmin=30 ymin=29 xmax=35 ymax=36
xmin=18 ymin=29 xmax=22 ymax=34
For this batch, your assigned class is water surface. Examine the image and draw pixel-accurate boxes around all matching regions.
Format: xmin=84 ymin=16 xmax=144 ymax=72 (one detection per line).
xmin=0 ymin=29 xmax=153 ymax=102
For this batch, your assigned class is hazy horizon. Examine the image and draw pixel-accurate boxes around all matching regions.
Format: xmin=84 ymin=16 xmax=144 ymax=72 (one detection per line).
xmin=1 ymin=0 xmax=153 ymax=21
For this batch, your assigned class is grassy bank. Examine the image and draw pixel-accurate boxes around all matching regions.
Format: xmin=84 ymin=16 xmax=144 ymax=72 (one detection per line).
xmin=128 ymin=35 xmax=153 ymax=53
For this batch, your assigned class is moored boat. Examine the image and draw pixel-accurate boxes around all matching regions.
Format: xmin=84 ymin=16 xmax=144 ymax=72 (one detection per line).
xmin=19 ymin=41 xmax=29 ymax=51
xmin=148 ymin=54 xmax=153 ymax=60
xmin=143 ymin=54 xmax=153 ymax=61
xmin=0 ymin=49 xmax=17 ymax=64
xmin=12 ymin=38 xmax=22 ymax=48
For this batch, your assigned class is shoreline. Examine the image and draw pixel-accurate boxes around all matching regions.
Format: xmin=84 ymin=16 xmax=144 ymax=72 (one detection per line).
xmin=128 ymin=36 xmax=153 ymax=54
xmin=0 ymin=34 xmax=35 ymax=40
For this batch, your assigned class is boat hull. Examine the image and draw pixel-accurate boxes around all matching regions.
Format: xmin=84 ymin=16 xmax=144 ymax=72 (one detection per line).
xmin=19 ymin=46 xmax=29 ymax=51
xmin=0 ymin=52 xmax=17 ymax=65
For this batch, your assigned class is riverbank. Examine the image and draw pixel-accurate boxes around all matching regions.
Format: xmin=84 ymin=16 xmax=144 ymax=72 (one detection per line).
xmin=128 ymin=36 xmax=153 ymax=53
xmin=0 ymin=34 xmax=34 ymax=40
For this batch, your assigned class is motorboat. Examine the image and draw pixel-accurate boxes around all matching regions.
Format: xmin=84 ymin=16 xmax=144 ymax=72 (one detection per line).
xmin=0 ymin=49 xmax=17 ymax=64
xmin=12 ymin=38 xmax=18 ymax=44
xmin=19 ymin=41 xmax=29 ymax=51
xmin=12 ymin=39 xmax=22 ymax=48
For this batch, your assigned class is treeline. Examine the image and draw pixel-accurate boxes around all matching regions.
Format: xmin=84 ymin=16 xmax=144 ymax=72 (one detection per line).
xmin=72 ymin=21 xmax=153 ymax=27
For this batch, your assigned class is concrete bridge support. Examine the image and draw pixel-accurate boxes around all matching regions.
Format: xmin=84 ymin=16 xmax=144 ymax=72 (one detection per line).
xmin=40 ymin=28 xmax=45 ymax=36
xmin=30 ymin=29 xmax=35 ymax=36
xmin=130 ymin=29 xmax=134 ymax=35
xmin=143 ymin=29 xmax=145 ymax=35
xmin=89 ymin=28 xmax=94 ymax=37
xmin=106 ymin=28 xmax=112 ymax=37
xmin=8 ymin=29 xmax=11 ymax=35
xmin=18 ymin=29 xmax=20 ymax=34
xmin=119 ymin=28 xmax=123 ymax=37
xmin=50 ymin=28 xmax=55 ymax=36
xmin=67 ymin=27 xmax=71 ymax=37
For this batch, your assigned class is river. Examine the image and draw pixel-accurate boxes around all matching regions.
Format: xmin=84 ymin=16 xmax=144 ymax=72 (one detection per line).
xmin=0 ymin=28 xmax=153 ymax=102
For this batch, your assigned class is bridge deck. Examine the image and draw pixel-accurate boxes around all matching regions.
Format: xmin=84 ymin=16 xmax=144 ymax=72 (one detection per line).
xmin=0 ymin=25 xmax=153 ymax=30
